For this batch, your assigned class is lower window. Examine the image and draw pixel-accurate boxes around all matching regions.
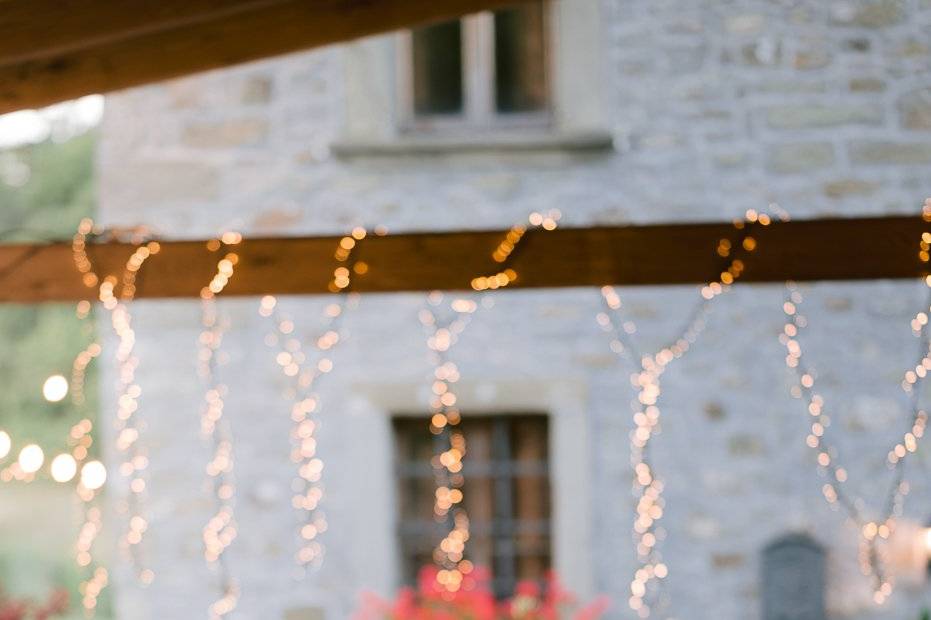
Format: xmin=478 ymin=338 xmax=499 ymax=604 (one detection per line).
xmin=393 ymin=414 xmax=552 ymax=598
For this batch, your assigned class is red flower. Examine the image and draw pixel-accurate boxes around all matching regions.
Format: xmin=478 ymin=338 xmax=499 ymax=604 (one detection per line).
xmin=0 ymin=588 xmax=69 ymax=620
xmin=354 ymin=567 xmax=608 ymax=620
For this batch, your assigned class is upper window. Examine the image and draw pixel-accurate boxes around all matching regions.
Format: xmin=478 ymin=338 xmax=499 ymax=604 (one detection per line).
xmin=393 ymin=414 xmax=551 ymax=599
xmin=401 ymin=3 xmax=549 ymax=130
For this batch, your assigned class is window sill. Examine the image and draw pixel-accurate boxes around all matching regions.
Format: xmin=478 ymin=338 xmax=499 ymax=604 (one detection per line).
xmin=329 ymin=131 xmax=615 ymax=159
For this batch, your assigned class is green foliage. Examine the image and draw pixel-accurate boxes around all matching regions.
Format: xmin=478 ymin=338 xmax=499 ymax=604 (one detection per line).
xmin=0 ymin=131 xmax=95 ymax=239
xmin=921 ymin=609 xmax=930 ymax=620
xmin=0 ymin=132 xmax=99 ymax=449
xmin=0 ymin=131 xmax=105 ymax=618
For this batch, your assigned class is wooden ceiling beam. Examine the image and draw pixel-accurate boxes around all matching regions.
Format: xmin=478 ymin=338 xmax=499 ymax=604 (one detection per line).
xmin=0 ymin=0 xmax=534 ymax=114
xmin=0 ymin=215 xmax=923 ymax=303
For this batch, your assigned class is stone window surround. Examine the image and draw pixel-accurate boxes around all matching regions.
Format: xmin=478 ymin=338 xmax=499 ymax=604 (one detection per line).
xmin=334 ymin=0 xmax=611 ymax=158
xmin=350 ymin=377 xmax=596 ymax=600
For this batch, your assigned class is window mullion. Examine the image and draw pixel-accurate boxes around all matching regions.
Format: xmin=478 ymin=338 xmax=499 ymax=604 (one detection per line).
xmin=464 ymin=13 xmax=495 ymax=125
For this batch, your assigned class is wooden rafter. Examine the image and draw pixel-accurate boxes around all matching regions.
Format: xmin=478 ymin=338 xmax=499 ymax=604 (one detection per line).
xmin=0 ymin=215 xmax=923 ymax=303
xmin=0 ymin=0 xmax=535 ymax=114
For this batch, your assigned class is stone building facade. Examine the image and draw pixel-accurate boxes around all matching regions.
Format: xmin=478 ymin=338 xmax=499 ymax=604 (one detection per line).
xmin=98 ymin=1 xmax=931 ymax=618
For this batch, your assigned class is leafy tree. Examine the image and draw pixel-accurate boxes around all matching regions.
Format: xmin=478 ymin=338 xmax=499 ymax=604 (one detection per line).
xmin=0 ymin=131 xmax=108 ymax=618
xmin=0 ymin=132 xmax=99 ymax=449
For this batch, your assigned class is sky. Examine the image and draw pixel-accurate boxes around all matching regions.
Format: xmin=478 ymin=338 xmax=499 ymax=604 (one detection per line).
xmin=0 ymin=95 xmax=104 ymax=149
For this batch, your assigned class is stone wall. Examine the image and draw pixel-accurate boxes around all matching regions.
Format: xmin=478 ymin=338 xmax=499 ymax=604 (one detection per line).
xmin=98 ymin=1 xmax=931 ymax=618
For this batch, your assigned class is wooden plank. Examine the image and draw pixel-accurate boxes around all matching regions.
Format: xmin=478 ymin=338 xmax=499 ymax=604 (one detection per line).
xmin=0 ymin=0 xmax=286 ymax=66
xmin=0 ymin=215 xmax=924 ymax=303
xmin=0 ymin=0 xmax=535 ymax=114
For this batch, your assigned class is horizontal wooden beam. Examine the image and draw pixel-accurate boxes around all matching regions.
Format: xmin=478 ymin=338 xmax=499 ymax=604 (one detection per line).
xmin=0 ymin=0 xmax=533 ymax=114
xmin=0 ymin=215 xmax=924 ymax=303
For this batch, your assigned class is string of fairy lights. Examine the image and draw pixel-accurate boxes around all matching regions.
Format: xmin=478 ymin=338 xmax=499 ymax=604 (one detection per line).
xmin=596 ymin=208 xmax=788 ymax=618
xmin=257 ymin=226 xmax=375 ymax=575
xmin=73 ymin=218 xmax=159 ymax=588
xmin=198 ymin=232 xmax=243 ymax=619
xmin=419 ymin=210 xmax=562 ymax=593
xmin=4 ymin=203 xmax=931 ymax=615
xmin=69 ymin=311 xmax=108 ymax=615
xmin=777 ymin=198 xmax=931 ymax=604
xmin=419 ymin=292 xmax=475 ymax=591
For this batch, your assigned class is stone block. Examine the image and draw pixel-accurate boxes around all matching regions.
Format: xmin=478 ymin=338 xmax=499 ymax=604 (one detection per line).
xmin=725 ymin=15 xmax=764 ymax=34
xmin=854 ymin=0 xmax=905 ymax=27
xmin=850 ymin=141 xmax=931 ymax=165
xmin=822 ymin=179 xmax=878 ymax=199
xmin=767 ymin=143 xmax=835 ymax=173
xmin=793 ymin=48 xmax=831 ymax=70
xmin=242 ymin=76 xmax=274 ymax=104
xmin=898 ymin=38 xmax=930 ymax=57
xmin=182 ymin=118 xmax=269 ymax=148
xmin=849 ymin=78 xmax=885 ymax=92
xmin=728 ymin=434 xmax=765 ymax=457
xmin=766 ymin=105 xmax=883 ymax=129
xmin=714 ymin=152 xmax=749 ymax=169
xmin=712 ymin=553 xmax=746 ymax=569
xmin=284 ymin=608 xmax=325 ymax=620
xmin=900 ymin=88 xmax=931 ymax=130
xmin=703 ymin=402 xmax=726 ymax=421
xmin=831 ymin=0 xmax=904 ymax=26
xmin=843 ymin=37 xmax=871 ymax=52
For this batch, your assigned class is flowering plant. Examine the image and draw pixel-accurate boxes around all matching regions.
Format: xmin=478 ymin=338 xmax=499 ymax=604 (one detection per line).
xmin=0 ymin=589 xmax=68 ymax=620
xmin=354 ymin=566 xmax=609 ymax=620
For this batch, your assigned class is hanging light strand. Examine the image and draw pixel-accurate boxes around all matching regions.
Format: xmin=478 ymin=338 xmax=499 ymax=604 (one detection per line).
xmin=470 ymin=210 xmax=561 ymax=291
xmin=73 ymin=417 xmax=107 ymax=615
xmin=779 ymin=199 xmax=931 ymax=604
xmin=199 ymin=232 xmax=243 ymax=620
xmin=419 ymin=292 xmax=475 ymax=592
xmin=422 ymin=211 xmax=562 ymax=592
xmin=597 ymin=208 xmax=787 ymax=619
xmin=68 ymin=281 xmax=107 ymax=616
xmin=258 ymin=226 xmax=372 ymax=574
xmin=73 ymin=218 xmax=159 ymax=585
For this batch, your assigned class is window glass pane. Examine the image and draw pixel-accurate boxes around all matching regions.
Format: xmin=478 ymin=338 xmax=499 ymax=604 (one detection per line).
xmin=412 ymin=20 xmax=464 ymax=116
xmin=393 ymin=415 xmax=551 ymax=599
xmin=494 ymin=3 xmax=547 ymax=113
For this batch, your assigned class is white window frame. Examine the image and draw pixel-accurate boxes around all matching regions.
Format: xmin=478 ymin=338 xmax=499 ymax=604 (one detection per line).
xmin=395 ymin=8 xmax=552 ymax=133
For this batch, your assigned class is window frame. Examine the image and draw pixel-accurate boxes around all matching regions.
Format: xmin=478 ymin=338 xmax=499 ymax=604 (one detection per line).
xmin=391 ymin=413 xmax=553 ymax=599
xmin=395 ymin=7 xmax=553 ymax=134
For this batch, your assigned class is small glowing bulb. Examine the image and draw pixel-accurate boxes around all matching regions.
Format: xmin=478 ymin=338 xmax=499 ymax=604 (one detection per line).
xmin=42 ymin=375 xmax=69 ymax=402
xmin=50 ymin=453 xmax=77 ymax=483
xmin=924 ymin=528 xmax=931 ymax=555
xmin=18 ymin=444 xmax=44 ymax=474
xmin=81 ymin=460 xmax=107 ymax=490
xmin=0 ymin=431 xmax=10 ymax=459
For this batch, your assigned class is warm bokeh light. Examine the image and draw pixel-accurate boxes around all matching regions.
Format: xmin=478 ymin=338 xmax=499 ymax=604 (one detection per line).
xmin=200 ymin=233 xmax=242 ymax=618
xmin=597 ymin=207 xmax=788 ymax=617
xmin=74 ymin=218 xmax=159 ymax=587
xmin=42 ymin=374 xmax=69 ymax=402
xmin=18 ymin=444 xmax=44 ymax=474
xmin=81 ymin=460 xmax=107 ymax=490
xmin=776 ymin=201 xmax=931 ymax=604
xmin=0 ymin=431 xmax=10 ymax=459
xmin=50 ymin=453 xmax=78 ymax=483
xmin=258 ymin=228 xmax=371 ymax=577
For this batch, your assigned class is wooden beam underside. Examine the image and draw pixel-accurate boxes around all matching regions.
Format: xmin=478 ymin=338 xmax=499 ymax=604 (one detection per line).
xmin=0 ymin=0 xmax=535 ymax=114
xmin=0 ymin=215 xmax=923 ymax=303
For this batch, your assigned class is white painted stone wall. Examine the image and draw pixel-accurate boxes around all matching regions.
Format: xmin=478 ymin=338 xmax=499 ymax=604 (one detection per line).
xmin=97 ymin=1 xmax=931 ymax=618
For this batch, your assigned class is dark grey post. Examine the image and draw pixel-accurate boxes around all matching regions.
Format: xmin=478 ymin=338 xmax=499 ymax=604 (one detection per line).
xmin=762 ymin=533 xmax=826 ymax=620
